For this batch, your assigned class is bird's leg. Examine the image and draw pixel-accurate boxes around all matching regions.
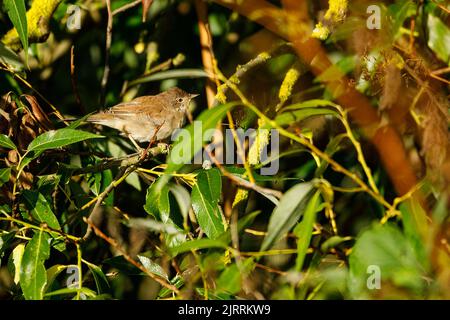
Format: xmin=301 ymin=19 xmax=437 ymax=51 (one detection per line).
xmin=140 ymin=121 xmax=165 ymax=160
xmin=127 ymin=134 xmax=143 ymax=153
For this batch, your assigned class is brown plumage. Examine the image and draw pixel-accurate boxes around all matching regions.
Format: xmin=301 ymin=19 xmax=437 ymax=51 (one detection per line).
xmin=87 ymin=87 xmax=198 ymax=143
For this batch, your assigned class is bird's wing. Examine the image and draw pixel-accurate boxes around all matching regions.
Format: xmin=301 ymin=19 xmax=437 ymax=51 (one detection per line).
xmin=88 ymin=96 xmax=166 ymax=122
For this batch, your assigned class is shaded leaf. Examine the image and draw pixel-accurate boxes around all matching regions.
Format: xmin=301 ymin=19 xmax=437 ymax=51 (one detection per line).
xmin=261 ymin=182 xmax=315 ymax=251
xmin=22 ymin=190 xmax=61 ymax=230
xmin=0 ymin=167 xmax=11 ymax=187
xmin=1 ymin=232 xmax=16 ymax=267
xmin=216 ymin=259 xmax=255 ymax=295
xmin=0 ymin=41 xmax=23 ymax=69
xmin=294 ymin=190 xmax=322 ymax=271
xmin=320 ymin=235 xmax=353 ymax=252
xmin=84 ymin=261 xmax=110 ymax=294
xmin=349 ymin=223 xmax=427 ymax=298
xmin=170 ymin=238 xmax=228 ymax=257
xmin=169 ymin=184 xmax=191 ymax=220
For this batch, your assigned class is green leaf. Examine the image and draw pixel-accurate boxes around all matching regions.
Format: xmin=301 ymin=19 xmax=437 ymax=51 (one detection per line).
xmin=0 ymin=42 xmax=23 ymax=69
xmin=349 ymin=223 xmax=427 ymax=298
xmin=127 ymin=218 xmax=185 ymax=236
xmin=20 ymin=230 xmax=51 ymax=300
xmin=191 ymin=169 xmax=226 ymax=239
xmin=315 ymin=133 xmax=346 ymax=176
xmin=0 ymin=167 xmax=11 ymax=187
xmin=22 ymin=190 xmax=61 ymax=230
xmin=169 ymin=184 xmax=191 ymax=220
xmin=45 ymin=264 xmax=68 ymax=292
xmin=144 ymin=177 xmax=171 ymax=222
xmin=10 ymin=243 xmax=25 ymax=284
xmin=320 ymin=235 xmax=352 ymax=252
xmin=104 ymin=256 xmax=141 ymax=275
xmin=44 ymin=287 xmax=97 ymax=298
xmin=0 ymin=232 xmax=15 ymax=266
xmin=129 ymin=69 xmax=209 ymax=86
xmin=166 ymin=102 xmax=239 ymax=174
xmin=144 ymin=177 xmax=186 ymax=247
xmin=216 ymin=259 xmax=255 ymax=295
xmin=261 ymin=182 xmax=315 ymax=251
xmin=274 ymin=108 xmax=338 ymax=127
xmin=427 ymin=14 xmax=450 ymax=65
xmin=66 ymin=113 xmax=94 ymax=129
xmin=388 ymin=0 xmax=417 ymax=38
xmin=138 ymin=255 xmax=169 ymax=280
xmin=4 ymin=0 xmax=28 ymax=63
xmin=27 ymin=128 xmax=103 ymax=156
xmin=84 ymin=261 xmax=110 ymax=294
xmin=294 ymin=190 xmax=322 ymax=271
xmin=0 ymin=134 xmax=17 ymax=150
xmin=170 ymin=238 xmax=228 ymax=257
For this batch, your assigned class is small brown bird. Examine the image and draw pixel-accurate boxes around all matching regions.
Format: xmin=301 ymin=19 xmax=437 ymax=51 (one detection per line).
xmin=87 ymin=87 xmax=198 ymax=148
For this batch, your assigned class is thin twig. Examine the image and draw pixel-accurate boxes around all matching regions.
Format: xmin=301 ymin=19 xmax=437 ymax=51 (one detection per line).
xmin=82 ymin=166 xmax=129 ymax=240
xmin=112 ymin=0 xmax=141 ymax=16
xmin=71 ymin=144 xmax=165 ymax=175
xmin=100 ymin=0 xmax=113 ymax=107
xmin=83 ymin=217 xmax=180 ymax=293
xmin=70 ymin=46 xmax=86 ymax=114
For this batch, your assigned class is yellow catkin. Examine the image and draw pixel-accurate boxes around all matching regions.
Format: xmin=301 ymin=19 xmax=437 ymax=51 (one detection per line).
xmin=215 ymin=84 xmax=228 ymax=104
xmin=278 ymin=67 xmax=300 ymax=103
xmin=324 ymin=0 xmax=348 ymax=22
xmin=312 ymin=22 xmax=330 ymax=40
xmin=312 ymin=0 xmax=348 ymax=40
xmin=248 ymin=119 xmax=270 ymax=166
xmin=232 ymin=188 xmax=249 ymax=209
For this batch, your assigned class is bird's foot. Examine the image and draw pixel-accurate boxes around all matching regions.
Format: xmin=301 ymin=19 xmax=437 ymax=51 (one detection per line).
xmin=157 ymin=142 xmax=170 ymax=154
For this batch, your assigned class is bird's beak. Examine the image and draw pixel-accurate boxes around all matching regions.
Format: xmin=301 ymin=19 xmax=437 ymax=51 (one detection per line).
xmin=190 ymin=93 xmax=200 ymax=99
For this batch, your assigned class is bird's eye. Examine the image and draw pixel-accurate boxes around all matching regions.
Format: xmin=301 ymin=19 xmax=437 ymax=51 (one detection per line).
xmin=177 ymin=98 xmax=183 ymax=103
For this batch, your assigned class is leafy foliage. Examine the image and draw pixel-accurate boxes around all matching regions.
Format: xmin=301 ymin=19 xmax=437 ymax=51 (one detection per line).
xmin=0 ymin=0 xmax=448 ymax=300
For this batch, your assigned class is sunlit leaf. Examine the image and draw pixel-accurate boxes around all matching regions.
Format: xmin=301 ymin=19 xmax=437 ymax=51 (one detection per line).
xmin=27 ymin=128 xmax=103 ymax=156
xmin=4 ymin=0 xmax=28 ymax=63
xmin=191 ymin=169 xmax=226 ymax=239
xmin=427 ymin=14 xmax=450 ymax=65
xmin=138 ymin=255 xmax=169 ymax=280
xmin=20 ymin=230 xmax=51 ymax=300
xmin=0 ymin=134 xmax=17 ymax=150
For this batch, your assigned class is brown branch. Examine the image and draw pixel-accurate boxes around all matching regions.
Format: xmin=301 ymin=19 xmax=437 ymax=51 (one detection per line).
xmin=194 ymin=0 xmax=217 ymax=108
xmin=83 ymin=217 xmax=180 ymax=293
xmin=70 ymin=46 xmax=86 ymax=114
